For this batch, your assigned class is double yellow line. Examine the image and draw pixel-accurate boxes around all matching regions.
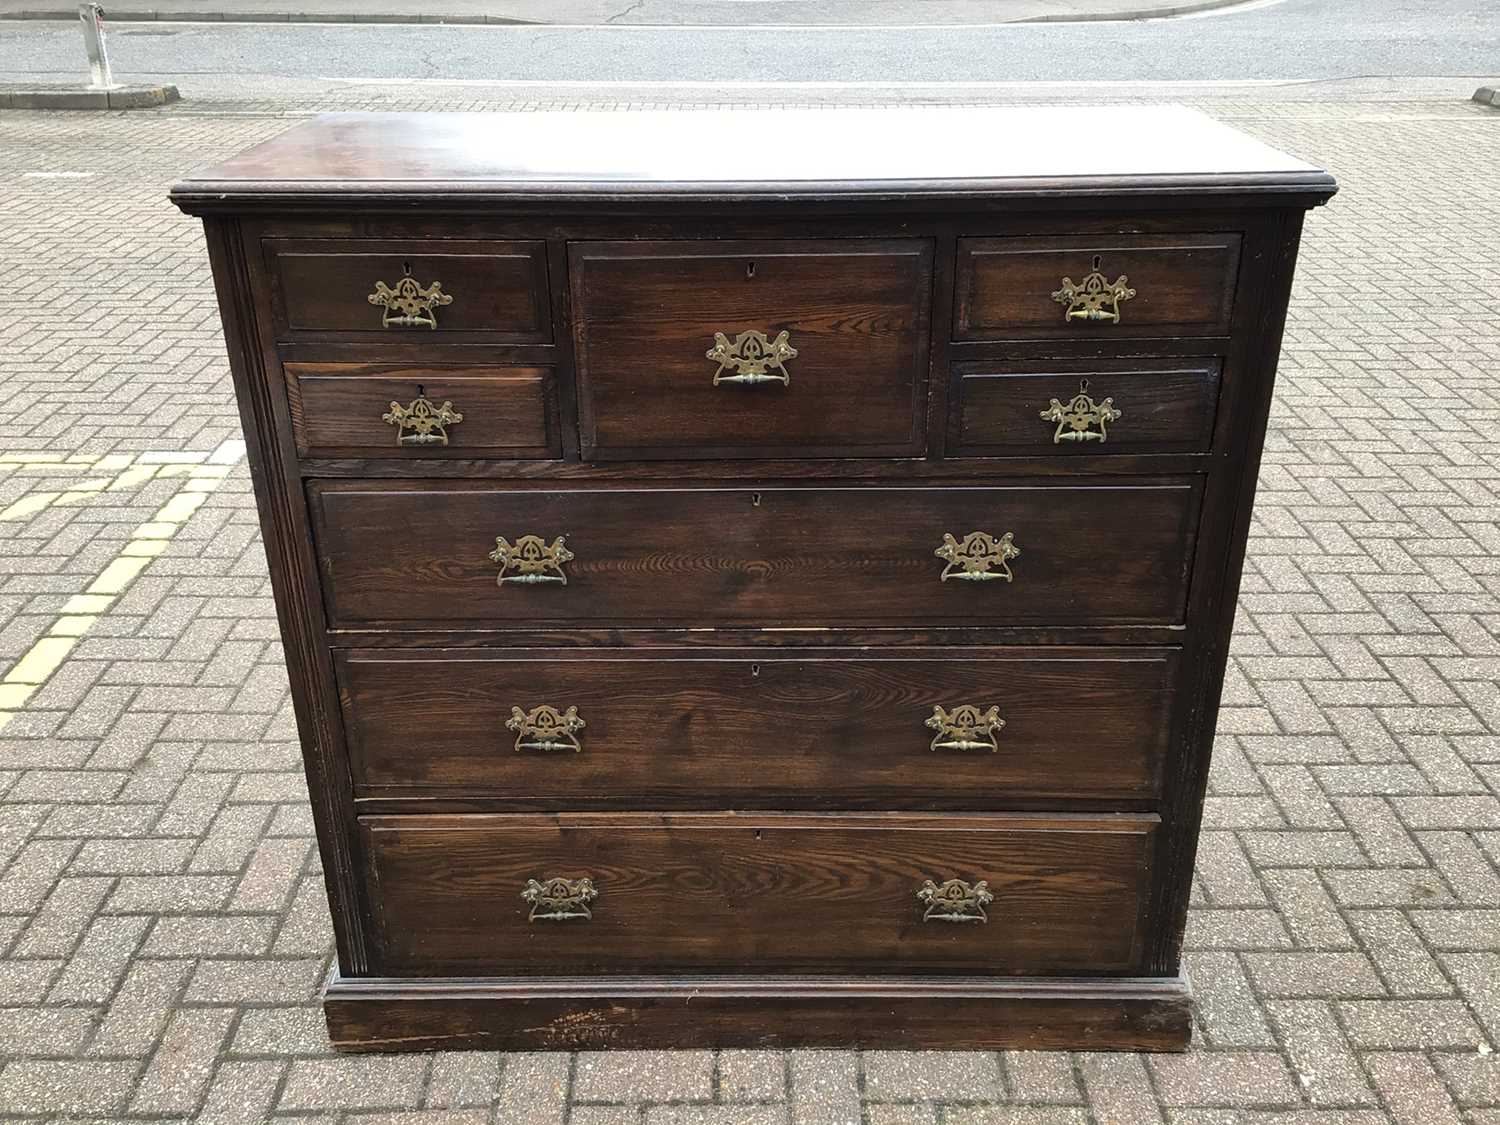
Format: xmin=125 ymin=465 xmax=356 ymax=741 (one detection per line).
xmin=0 ymin=442 xmax=245 ymax=732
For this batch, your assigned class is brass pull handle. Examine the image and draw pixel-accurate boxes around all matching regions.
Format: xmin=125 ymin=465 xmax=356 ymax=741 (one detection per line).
xmin=490 ymin=534 xmax=573 ymax=587
xmin=1040 ymin=380 xmax=1120 ymax=445
xmin=522 ymin=876 xmax=597 ymax=922
xmin=707 ymin=329 xmax=797 ymax=386
xmin=926 ymin=705 xmax=1004 ymax=753
xmin=935 ymin=531 xmax=1019 ymax=583
xmin=366 ymin=263 xmax=453 ymax=329
xmin=917 ymin=878 xmax=993 ymax=923
xmin=507 ymin=705 xmax=585 ymax=753
xmin=1051 ymin=255 xmax=1135 ymax=324
xmin=383 ymin=394 xmax=463 ymax=447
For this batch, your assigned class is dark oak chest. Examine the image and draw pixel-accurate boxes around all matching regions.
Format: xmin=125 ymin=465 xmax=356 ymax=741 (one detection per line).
xmin=173 ymin=106 xmax=1334 ymax=1052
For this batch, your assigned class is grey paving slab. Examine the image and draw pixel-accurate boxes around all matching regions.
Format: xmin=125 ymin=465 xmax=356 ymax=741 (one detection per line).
xmin=0 ymin=91 xmax=1497 ymax=1124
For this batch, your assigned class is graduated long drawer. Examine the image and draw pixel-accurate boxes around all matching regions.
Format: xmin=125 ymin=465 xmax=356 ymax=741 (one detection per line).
xmin=309 ymin=480 xmax=1202 ymax=629
xmin=360 ymin=812 xmax=1157 ymax=976
xmin=338 ymin=647 xmax=1179 ymax=803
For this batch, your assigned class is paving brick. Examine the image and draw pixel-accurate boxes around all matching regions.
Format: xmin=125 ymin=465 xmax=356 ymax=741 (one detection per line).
xmin=789 ymin=1051 xmax=859 ymax=1125
xmin=195 ymin=1058 xmax=287 ymax=1125
xmin=1266 ymin=999 xmax=1376 ymax=1107
xmin=1077 ymin=1053 xmax=1163 ymax=1125
xmin=1364 ymin=1051 xmax=1465 ymax=1125
xmin=496 ymin=1052 xmax=570 ymax=1124
xmin=1149 ymin=1052 xmax=1303 ymax=1108
xmin=1243 ymin=952 xmax=1386 ymax=998
xmin=279 ymin=1056 xmax=429 ymax=1111
xmin=718 ymin=1050 xmax=786 ymax=1102
xmin=574 ymin=1050 xmax=715 ymax=1102
xmin=863 ymin=1051 xmax=1002 ymax=1102
xmin=424 ymin=1051 xmax=502 ymax=1108
xmin=1338 ymin=999 xmax=1485 ymax=1049
xmin=1185 ymin=952 xmax=1276 ymax=1047
xmin=1001 ymin=1050 xmax=1080 ymax=1103
xmin=130 ymin=1005 xmax=236 ymax=1113
xmin=0 ymin=1058 xmax=138 ymax=1115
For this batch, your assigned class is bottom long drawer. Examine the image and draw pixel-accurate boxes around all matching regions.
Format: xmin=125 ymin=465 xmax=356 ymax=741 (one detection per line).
xmin=360 ymin=812 xmax=1157 ymax=977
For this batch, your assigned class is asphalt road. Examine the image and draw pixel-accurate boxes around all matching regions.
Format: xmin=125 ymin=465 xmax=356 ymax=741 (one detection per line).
xmin=0 ymin=0 xmax=1494 ymax=87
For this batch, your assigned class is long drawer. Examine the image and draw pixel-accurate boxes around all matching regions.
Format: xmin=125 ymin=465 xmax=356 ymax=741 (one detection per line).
xmin=309 ymin=480 xmax=1202 ymax=629
xmin=338 ymin=647 xmax=1178 ymax=803
xmin=361 ymin=812 xmax=1157 ymax=975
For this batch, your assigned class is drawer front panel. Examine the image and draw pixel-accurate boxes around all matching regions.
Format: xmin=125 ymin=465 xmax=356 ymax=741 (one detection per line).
xmin=339 ymin=648 xmax=1179 ymax=802
xmin=362 ymin=813 xmax=1156 ymax=975
xmin=571 ymin=239 xmax=932 ymax=459
xmin=951 ymin=359 xmax=1221 ymax=456
xmin=311 ymin=481 xmax=1202 ymax=629
xmin=287 ymin=363 xmax=559 ymax=459
xmin=955 ymin=234 xmax=1241 ymax=339
xmin=264 ymin=239 xmax=550 ymax=340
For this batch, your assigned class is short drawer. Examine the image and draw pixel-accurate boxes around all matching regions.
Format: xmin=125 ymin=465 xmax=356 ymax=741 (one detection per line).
xmin=285 ymin=362 xmax=559 ymax=459
xmin=309 ymin=480 xmax=1202 ymax=629
xmin=338 ymin=647 xmax=1179 ymax=802
xmin=955 ymin=234 xmax=1241 ymax=339
xmin=570 ymin=239 xmax=932 ymax=459
xmin=263 ymin=238 xmax=550 ymax=340
xmin=361 ymin=812 xmax=1156 ymax=975
xmin=951 ymin=358 xmax=1221 ymax=455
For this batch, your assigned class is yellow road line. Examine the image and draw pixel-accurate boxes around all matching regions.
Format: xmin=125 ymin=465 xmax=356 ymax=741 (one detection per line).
xmin=0 ymin=441 xmax=246 ymax=733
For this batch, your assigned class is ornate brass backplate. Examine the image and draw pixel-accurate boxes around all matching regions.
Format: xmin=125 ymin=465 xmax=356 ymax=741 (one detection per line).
xmin=935 ymin=531 xmax=1020 ymax=583
xmin=925 ymin=704 xmax=1005 ymax=753
xmin=490 ymin=534 xmax=573 ymax=587
xmin=366 ymin=267 xmax=454 ymax=329
xmin=917 ymin=878 xmax=994 ymax=923
xmin=506 ymin=704 xmax=585 ymax=753
xmin=1040 ymin=383 xmax=1121 ymax=445
xmin=1051 ymin=255 xmax=1136 ymax=323
xmin=706 ymin=329 xmax=798 ymax=386
xmin=521 ymin=876 xmax=598 ymax=922
xmin=382 ymin=395 xmax=463 ymax=447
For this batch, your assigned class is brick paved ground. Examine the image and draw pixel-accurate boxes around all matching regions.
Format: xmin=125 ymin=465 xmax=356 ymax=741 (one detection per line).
xmin=0 ymin=92 xmax=1498 ymax=1123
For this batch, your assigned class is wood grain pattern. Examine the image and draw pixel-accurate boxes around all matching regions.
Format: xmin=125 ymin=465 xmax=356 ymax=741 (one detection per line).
xmin=309 ymin=479 xmax=1202 ymax=629
xmin=264 ymin=237 xmax=550 ymax=341
xmin=571 ymin=239 xmax=931 ymax=459
xmin=955 ymin=234 xmax=1242 ymax=339
xmin=337 ymin=646 xmax=1178 ymax=803
xmin=361 ymin=812 xmax=1157 ymax=975
xmin=285 ymin=362 xmax=558 ymax=459
xmin=324 ymin=971 xmax=1193 ymax=1051
xmin=950 ymin=358 xmax=1222 ymax=456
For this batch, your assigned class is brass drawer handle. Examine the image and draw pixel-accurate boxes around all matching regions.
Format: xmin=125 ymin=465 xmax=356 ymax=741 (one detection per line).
xmin=1040 ymin=380 xmax=1121 ymax=445
xmin=707 ymin=329 xmax=797 ymax=386
xmin=935 ymin=530 xmax=1019 ymax=583
xmin=507 ymin=705 xmax=585 ymax=753
xmin=490 ymin=534 xmax=573 ymax=587
xmin=1051 ymin=255 xmax=1136 ymax=324
xmin=366 ymin=263 xmax=454 ymax=329
xmin=382 ymin=393 xmax=463 ymax=447
xmin=926 ymin=705 xmax=1004 ymax=753
xmin=522 ymin=876 xmax=597 ymax=922
xmin=917 ymin=878 xmax=993 ymax=924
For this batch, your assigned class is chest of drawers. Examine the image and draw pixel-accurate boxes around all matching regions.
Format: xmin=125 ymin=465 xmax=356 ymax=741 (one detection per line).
xmin=172 ymin=106 xmax=1334 ymax=1052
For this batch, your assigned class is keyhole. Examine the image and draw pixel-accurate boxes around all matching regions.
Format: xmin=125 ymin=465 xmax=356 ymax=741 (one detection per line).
xmin=753 ymin=829 xmax=763 ymax=840
xmin=1079 ymin=378 xmax=1090 ymax=393
xmin=746 ymin=260 xmax=756 ymax=279
xmin=751 ymin=492 xmax=762 ymax=508
xmin=1091 ymin=254 xmax=1102 ymax=271
xmin=416 ymin=384 xmax=426 ymax=398
xmin=402 ymin=259 xmax=413 ymax=277
xmin=750 ymin=664 xmax=761 ymax=678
